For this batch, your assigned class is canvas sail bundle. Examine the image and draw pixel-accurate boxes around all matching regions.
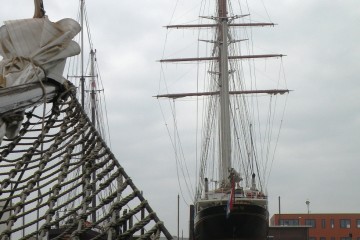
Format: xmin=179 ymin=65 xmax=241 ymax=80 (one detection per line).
xmin=0 ymin=17 xmax=80 ymax=87
xmin=0 ymin=17 xmax=81 ymax=143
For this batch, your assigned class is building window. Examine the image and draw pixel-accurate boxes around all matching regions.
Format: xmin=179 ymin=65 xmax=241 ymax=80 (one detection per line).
xmin=309 ymin=237 xmax=316 ymax=240
xmin=330 ymin=219 xmax=335 ymax=229
xmin=357 ymin=219 xmax=360 ymax=228
xmin=330 ymin=237 xmax=335 ymax=240
xmin=320 ymin=237 xmax=326 ymax=240
xmin=340 ymin=219 xmax=351 ymax=228
xmin=305 ymin=219 xmax=316 ymax=228
xmin=340 ymin=238 xmax=351 ymax=240
xmin=280 ymin=219 xmax=299 ymax=226
xmin=322 ymin=219 xmax=326 ymax=229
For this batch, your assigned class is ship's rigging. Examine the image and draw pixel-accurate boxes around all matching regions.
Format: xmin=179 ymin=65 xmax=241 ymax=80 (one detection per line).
xmin=157 ymin=1 xmax=290 ymax=239
xmin=0 ymin=0 xmax=173 ymax=239
xmin=66 ymin=0 xmax=111 ymax=145
xmin=158 ymin=0 xmax=289 ymax=207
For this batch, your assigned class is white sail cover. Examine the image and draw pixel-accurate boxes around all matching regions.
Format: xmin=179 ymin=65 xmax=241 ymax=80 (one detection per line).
xmin=0 ymin=17 xmax=81 ymax=87
xmin=0 ymin=17 xmax=81 ymax=143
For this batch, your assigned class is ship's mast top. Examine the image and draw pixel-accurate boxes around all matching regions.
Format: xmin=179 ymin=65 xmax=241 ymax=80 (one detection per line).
xmin=33 ymin=0 xmax=45 ymax=18
xmin=218 ymin=0 xmax=227 ymax=18
xmin=80 ymin=0 xmax=85 ymax=107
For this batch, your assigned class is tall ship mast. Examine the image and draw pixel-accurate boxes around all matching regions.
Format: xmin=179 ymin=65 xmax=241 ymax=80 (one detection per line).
xmin=158 ymin=0 xmax=289 ymax=239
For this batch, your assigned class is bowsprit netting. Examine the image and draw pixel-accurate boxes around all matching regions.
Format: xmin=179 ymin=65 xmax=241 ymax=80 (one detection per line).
xmin=0 ymin=83 xmax=172 ymax=240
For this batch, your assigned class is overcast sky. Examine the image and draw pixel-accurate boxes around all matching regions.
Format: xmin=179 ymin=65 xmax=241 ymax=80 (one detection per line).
xmin=0 ymin=0 xmax=359 ymax=238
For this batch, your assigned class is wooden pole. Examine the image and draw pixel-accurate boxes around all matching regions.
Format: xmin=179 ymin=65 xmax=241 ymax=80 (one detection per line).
xmin=189 ymin=205 xmax=194 ymax=240
xmin=177 ymin=194 xmax=180 ymax=239
xmin=278 ymin=196 xmax=281 ymax=225
xmin=33 ymin=0 xmax=45 ymax=18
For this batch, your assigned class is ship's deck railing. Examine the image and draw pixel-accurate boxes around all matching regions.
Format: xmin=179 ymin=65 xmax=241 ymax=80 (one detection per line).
xmin=205 ymin=188 xmax=268 ymax=200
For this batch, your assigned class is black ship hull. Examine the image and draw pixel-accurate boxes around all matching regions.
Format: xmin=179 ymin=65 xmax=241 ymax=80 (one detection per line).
xmin=194 ymin=203 xmax=268 ymax=240
xmin=48 ymin=228 xmax=107 ymax=239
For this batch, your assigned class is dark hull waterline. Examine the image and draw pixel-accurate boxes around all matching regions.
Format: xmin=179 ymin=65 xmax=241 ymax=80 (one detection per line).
xmin=194 ymin=203 xmax=269 ymax=240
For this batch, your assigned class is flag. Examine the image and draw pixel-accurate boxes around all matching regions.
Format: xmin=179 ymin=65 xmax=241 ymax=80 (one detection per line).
xmin=226 ymin=175 xmax=235 ymax=218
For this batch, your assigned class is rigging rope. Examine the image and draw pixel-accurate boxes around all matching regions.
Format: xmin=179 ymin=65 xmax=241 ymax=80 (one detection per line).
xmin=157 ymin=0 xmax=288 ymax=203
xmin=0 ymin=82 xmax=172 ymax=240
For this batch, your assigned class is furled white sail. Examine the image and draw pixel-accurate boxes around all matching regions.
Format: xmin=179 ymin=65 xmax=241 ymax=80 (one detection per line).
xmin=0 ymin=17 xmax=81 ymax=143
xmin=0 ymin=17 xmax=80 ymax=87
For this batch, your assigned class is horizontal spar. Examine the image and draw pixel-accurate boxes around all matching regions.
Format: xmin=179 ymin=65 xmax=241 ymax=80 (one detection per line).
xmin=155 ymin=89 xmax=290 ymax=99
xmin=159 ymin=54 xmax=285 ymax=63
xmin=0 ymin=81 xmax=59 ymax=115
xmin=165 ymin=23 xmax=275 ymax=29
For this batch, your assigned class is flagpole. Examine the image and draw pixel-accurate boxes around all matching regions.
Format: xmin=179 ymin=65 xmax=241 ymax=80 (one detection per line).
xmin=177 ymin=194 xmax=180 ymax=239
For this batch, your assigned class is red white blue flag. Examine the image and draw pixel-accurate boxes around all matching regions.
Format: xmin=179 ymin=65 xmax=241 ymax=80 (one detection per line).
xmin=226 ymin=175 xmax=235 ymax=218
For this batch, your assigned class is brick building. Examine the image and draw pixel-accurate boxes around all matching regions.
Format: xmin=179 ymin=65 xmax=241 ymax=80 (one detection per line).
xmin=268 ymin=225 xmax=309 ymax=240
xmin=270 ymin=213 xmax=360 ymax=240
